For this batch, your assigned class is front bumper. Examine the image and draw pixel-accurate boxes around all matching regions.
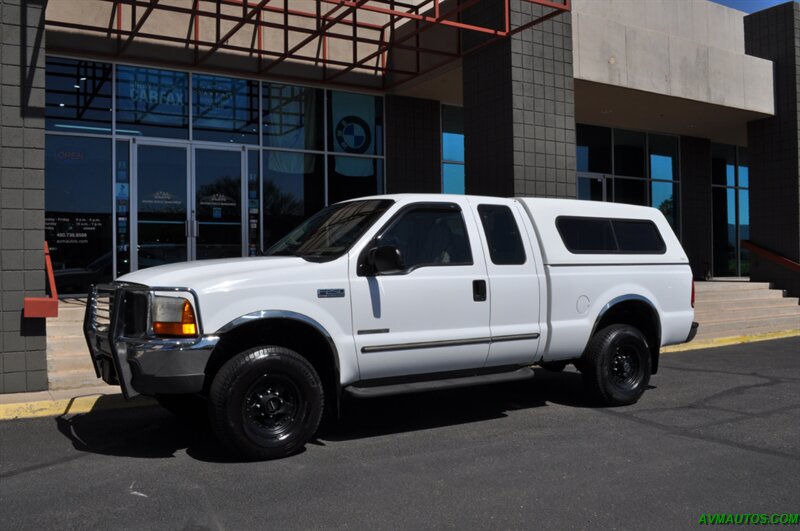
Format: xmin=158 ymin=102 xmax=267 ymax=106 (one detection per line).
xmin=84 ymin=283 xmax=219 ymax=398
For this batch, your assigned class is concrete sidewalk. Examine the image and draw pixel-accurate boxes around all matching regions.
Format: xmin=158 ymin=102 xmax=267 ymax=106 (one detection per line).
xmin=0 ymin=384 xmax=155 ymax=421
xmin=0 ymin=329 xmax=796 ymax=422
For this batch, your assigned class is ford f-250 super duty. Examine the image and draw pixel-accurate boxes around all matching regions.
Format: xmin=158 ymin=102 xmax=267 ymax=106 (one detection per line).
xmin=85 ymin=194 xmax=698 ymax=459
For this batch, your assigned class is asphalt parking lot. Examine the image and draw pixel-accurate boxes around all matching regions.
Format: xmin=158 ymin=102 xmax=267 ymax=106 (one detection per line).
xmin=1 ymin=337 xmax=798 ymax=530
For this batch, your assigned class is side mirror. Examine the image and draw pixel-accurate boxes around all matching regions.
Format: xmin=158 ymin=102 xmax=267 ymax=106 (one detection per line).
xmin=368 ymin=245 xmax=405 ymax=274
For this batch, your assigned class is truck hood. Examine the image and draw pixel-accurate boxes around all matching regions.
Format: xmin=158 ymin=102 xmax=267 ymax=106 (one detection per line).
xmin=117 ymin=256 xmax=311 ymax=293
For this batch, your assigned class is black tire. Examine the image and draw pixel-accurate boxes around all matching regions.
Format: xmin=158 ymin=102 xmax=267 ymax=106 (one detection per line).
xmin=539 ymin=361 xmax=568 ymax=372
xmin=154 ymin=394 xmax=207 ymax=420
xmin=209 ymin=346 xmax=324 ymax=460
xmin=582 ymin=324 xmax=651 ymax=406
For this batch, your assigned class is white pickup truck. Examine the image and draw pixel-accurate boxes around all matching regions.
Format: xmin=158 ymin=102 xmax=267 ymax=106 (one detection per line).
xmin=85 ymin=194 xmax=697 ymax=459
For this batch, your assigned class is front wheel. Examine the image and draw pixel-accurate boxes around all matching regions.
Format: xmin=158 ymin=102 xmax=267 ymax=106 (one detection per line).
xmin=209 ymin=346 xmax=324 ymax=460
xmin=582 ymin=324 xmax=651 ymax=406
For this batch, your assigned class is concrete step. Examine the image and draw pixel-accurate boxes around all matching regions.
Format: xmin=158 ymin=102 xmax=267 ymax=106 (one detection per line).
xmin=695 ymin=288 xmax=786 ymax=303
xmin=696 ymin=314 xmax=800 ymax=336
xmin=46 ymin=336 xmax=88 ymax=358
xmin=55 ymin=306 xmax=86 ymax=321
xmin=49 ymin=354 xmax=96 ymax=373
xmin=694 ymin=325 xmax=800 ymax=342
xmin=694 ymin=281 xmax=771 ymax=293
xmin=694 ymin=297 xmax=799 ymax=313
xmin=47 ymin=320 xmax=85 ymax=336
xmin=48 ymin=370 xmax=105 ymax=391
xmin=695 ymin=305 xmax=800 ymax=322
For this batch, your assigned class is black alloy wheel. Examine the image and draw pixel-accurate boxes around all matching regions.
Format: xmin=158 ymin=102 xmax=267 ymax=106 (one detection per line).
xmin=209 ymin=346 xmax=324 ymax=460
xmin=582 ymin=324 xmax=651 ymax=406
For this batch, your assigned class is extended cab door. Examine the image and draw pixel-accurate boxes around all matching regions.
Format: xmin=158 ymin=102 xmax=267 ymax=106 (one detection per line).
xmin=468 ymin=197 xmax=542 ymax=367
xmin=348 ymin=200 xmax=491 ymax=381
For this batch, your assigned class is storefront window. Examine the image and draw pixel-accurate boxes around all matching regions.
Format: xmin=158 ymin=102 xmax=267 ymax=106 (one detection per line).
xmin=576 ymin=125 xmax=679 ymax=233
xmin=46 ymin=57 xmax=113 ymax=133
xmin=262 ymin=83 xmax=324 ymax=150
xmin=651 ymin=180 xmax=678 ymax=229
xmin=262 ymin=151 xmax=324 ymax=247
xmin=193 ymin=74 xmax=258 ymax=144
xmin=328 ymin=155 xmax=383 ymax=205
xmin=45 ymin=135 xmax=113 ymax=294
xmin=576 ymin=124 xmax=612 ymax=174
xmin=442 ymin=105 xmax=465 ymax=194
xmin=711 ymin=143 xmax=749 ymax=276
xmin=649 ymin=134 xmax=678 ymax=181
xmin=44 ymin=57 xmax=386 ymax=282
xmin=116 ymin=65 xmax=189 ymax=138
xmin=712 ymin=143 xmax=736 ymax=186
xmin=613 ymin=129 xmax=646 ymax=178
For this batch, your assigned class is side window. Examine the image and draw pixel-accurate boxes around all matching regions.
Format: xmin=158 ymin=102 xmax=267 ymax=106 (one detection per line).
xmin=612 ymin=220 xmax=666 ymax=253
xmin=379 ymin=207 xmax=472 ymax=270
xmin=477 ymin=205 xmax=526 ymax=265
xmin=556 ymin=217 xmax=616 ymax=253
xmin=556 ymin=217 xmax=666 ymax=254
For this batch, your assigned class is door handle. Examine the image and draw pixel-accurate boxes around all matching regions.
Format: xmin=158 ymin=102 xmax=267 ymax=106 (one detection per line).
xmin=473 ymin=280 xmax=487 ymax=302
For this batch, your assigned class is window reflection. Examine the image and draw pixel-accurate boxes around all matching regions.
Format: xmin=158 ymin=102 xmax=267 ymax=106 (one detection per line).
xmin=712 ymin=187 xmax=737 ymax=276
xmin=613 ymin=177 xmax=647 ymax=206
xmin=263 ymin=83 xmax=323 ymax=150
xmin=262 ymin=151 xmax=324 ymax=247
xmin=45 ymin=135 xmax=113 ymax=294
xmin=712 ymin=143 xmax=736 ymax=186
xmin=443 ymin=163 xmax=465 ymax=194
xmin=328 ymin=155 xmax=383 ymax=204
xmin=116 ymin=66 xmax=189 ymax=138
xmin=442 ymin=105 xmax=465 ymax=193
xmin=651 ymin=180 xmax=678 ymax=231
xmin=649 ymin=134 xmax=678 ymax=181
xmin=46 ymin=57 xmax=113 ymax=133
xmin=613 ymin=129 xmax=646 ymax=177
xmin=193 ymin=74 xmax=258 ymax=144
xmin=577 ymin=124 xmax=612 ymax=174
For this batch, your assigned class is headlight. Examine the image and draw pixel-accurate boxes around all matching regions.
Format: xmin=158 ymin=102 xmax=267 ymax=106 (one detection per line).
xmin=150 ymin=294 xmax=198 ymax=337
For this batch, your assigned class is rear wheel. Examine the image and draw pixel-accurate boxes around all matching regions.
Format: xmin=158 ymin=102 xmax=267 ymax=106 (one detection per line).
xmin=209 ymin=346 xmax=324 ymax=460
xmin=582 ymin=324 xmax=651 ymax=406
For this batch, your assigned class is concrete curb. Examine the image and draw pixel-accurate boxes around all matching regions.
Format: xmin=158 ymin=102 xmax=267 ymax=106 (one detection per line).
xmin=0 ymin=393 xmax=156 ymax=421
xmin=661 ymin=329 xmax=800 ymax=353
xmin=1 ymin=331 xmax=797 ymax=421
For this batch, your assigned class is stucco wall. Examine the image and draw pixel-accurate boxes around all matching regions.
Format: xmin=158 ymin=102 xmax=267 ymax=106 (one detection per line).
xmin=572 ymin=0 xmax=774 ymax=115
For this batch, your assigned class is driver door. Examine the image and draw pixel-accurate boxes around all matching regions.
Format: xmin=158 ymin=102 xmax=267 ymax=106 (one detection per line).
xmin=348 ymin=201 xmax=491 ymax=381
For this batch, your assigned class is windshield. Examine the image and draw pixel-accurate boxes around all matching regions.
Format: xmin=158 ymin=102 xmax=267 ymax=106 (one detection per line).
xmin=265 ymin=199 xmax=394 ymax=261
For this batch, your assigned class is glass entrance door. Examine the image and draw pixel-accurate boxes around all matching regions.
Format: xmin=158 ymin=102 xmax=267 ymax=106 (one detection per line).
xmin=193 ymin=147 xmax=244 ymax=260
xmin=132 ymin=143 xmax=246 ymax=271
xmin=134 ymin=143 xmax=189 ymax=270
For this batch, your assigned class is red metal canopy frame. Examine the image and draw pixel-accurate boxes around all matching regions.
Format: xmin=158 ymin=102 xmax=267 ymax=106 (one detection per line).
xmin=46 ymin=0 xmax=570 ymax=90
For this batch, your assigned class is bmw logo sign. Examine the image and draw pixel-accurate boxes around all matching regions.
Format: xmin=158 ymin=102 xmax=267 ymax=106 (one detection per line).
xmin=335 ymin=116 xmax=371 ymax=154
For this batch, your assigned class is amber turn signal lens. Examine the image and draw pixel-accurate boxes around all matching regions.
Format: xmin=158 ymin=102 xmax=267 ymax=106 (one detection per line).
xmin=153 ymin=299 xmax=198 ymax=337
